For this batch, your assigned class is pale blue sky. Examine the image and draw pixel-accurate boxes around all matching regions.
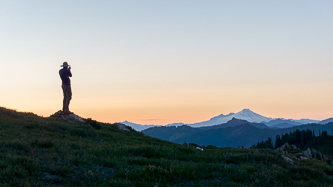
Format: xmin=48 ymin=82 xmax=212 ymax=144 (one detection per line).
xmin=1 ymin=1 xmax=333 ymax=124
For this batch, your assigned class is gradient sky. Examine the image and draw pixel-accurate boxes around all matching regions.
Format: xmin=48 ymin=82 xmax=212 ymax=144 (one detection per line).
xmin=1 ymin=1 xmax=333 ymax=125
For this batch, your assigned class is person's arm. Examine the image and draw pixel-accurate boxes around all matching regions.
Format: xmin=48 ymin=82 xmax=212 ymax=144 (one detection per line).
xmin=68 ymin=67 xmax=72 ymax=77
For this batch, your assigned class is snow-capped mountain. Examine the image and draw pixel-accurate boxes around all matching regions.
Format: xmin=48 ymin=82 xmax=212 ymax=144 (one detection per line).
xmin=221 ymin=109 xmax=272 ymax=123
xmin=188 ymin=109 xmax=272 ymax=127
xmin=123 ymin=109 xmax=273 ymax=130
xmin=122 ymin=109 xmax=325 ymax=131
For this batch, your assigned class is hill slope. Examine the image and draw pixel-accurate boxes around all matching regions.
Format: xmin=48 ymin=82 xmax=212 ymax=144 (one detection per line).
xmin=1 ymin=107 xmax=333 ymax=186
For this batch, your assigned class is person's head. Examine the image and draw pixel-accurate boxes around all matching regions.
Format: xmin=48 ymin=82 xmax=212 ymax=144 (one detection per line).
xmin=61 ymin=62 xmax=69 ymax=69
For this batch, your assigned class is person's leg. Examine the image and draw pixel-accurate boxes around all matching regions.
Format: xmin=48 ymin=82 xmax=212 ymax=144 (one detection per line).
xmin=62 ymin=85 xmax=72 ymax=114
xmin=62 ymin=85 xmax=67 ymax=113
xmin=66 ymin=85 xmax=72 ymax=113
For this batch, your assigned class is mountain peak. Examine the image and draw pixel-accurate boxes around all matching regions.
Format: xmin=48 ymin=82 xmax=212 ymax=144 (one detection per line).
xmin=217 ymin=109 xmax=272 ymax=124
xmin=239 ymin=109 xmax=255 ymax=114
xmin=188 ymin=109 xmax=272 ymax=127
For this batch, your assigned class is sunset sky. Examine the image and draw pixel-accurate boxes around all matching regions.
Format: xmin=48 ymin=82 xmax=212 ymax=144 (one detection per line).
xmin=1 ymin=1 xmax=333 ymax=125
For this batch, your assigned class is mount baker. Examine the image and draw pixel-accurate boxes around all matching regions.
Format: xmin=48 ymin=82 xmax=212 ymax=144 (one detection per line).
xmin=122 ymin=109 xmax=329 ymax=131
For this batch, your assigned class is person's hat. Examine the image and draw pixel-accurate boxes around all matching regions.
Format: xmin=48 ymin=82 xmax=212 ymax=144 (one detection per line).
xmin=61 ymin=62 xmax=69 ymax=67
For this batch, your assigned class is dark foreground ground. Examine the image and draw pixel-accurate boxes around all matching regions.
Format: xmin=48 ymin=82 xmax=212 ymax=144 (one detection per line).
xmin=1 ymin=107 xmax=333 ymax=186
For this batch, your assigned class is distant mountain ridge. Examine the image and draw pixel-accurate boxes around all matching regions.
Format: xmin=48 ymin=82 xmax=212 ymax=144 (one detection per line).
xmin=142 ymin=118 xmax=333 ymax=148
xmin=121 ymin=121 xmax=158 ymax=131
xmin=186 ymin=109 xmax=272 ymax=127
xmin=264 ymin=118 xmax=302 ymax=127
xmin=122 ymin=109 xmax=323 ymax=131
xmin=320 ymin=118 xmax=333 ymax=124
xmin=142 ymin=118 xmax=270 ymax=147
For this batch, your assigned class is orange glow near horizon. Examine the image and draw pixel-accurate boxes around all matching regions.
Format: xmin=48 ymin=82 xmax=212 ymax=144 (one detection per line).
xmin=3 ymin=78 xmax=333 ymax=125
xmin=4 ymin=103 xmax=333 ymax=126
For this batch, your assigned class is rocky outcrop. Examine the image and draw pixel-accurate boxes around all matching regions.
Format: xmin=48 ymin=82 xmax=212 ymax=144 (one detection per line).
xmin=50 ymin=111 xmax=135 ymax=131
xmin=50 ymin=111 xmax=101 ymax=129
xmin=116 ymin=123 xmax=131 ymax=131
xmin=276 ymin=143 xmax=331 ymax=163
xmin=303 ymin=148 xmax=329 ymax=162
xmin=50 ymin=110 xmax=85 ymax=123
xmin=276 ymin=143 xmax=299 ymax=154
xmin=65 ymin=114 xmax=85 ymax=123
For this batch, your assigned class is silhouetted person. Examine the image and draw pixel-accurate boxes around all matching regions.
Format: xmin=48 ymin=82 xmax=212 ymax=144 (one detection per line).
xmin=59 ymin=62 xmax=72 ymax=115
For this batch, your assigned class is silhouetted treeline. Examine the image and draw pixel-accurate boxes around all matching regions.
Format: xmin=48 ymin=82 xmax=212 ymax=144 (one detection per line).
xmin=252 ymin=129 xmax=333 ymax=156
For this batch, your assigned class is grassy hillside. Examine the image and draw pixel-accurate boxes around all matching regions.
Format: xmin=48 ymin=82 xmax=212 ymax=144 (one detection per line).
xmin=1 ymin=107 xmax=333 ymax=186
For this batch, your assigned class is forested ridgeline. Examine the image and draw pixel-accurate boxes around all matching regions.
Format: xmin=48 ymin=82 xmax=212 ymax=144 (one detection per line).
xmin=252 ymin=129 xmax=333 ymax=156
